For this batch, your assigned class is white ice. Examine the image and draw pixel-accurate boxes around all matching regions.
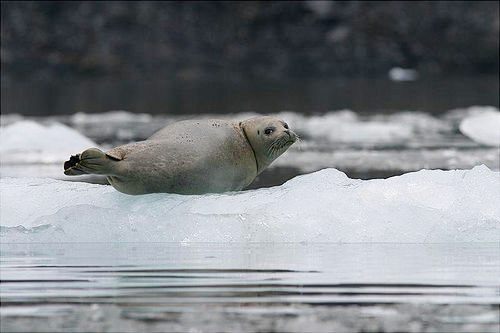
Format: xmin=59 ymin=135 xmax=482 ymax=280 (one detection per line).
xmin=459 ymin=106 xmax=500 ymax=146
xmin=274 ymin=148 xmax=500 ymax=172
xmin=388 ymin=67 xmax=419 ymax=81
xmin=0 ymin=120 xmax=98 ymax=164
xmin=70 ymin=110 xmax=153 ymax=124
xmin=277 ymin=110 xmax=452 ymax=146
xmin=1 ymin=165 xmax=498 ymax=243
xmin=3 ymin=107 xmax=499 ymax=149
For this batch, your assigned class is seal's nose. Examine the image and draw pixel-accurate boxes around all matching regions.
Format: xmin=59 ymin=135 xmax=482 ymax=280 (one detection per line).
xmin=285 ymin=130 xmax=297 ymax=141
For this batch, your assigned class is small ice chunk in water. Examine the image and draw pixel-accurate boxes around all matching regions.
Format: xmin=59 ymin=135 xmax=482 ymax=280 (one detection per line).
xmin=0 ymin=120 xmax=98 ymax=164
xmin=279 ymin=110 xmax=416 ymax=144
xmin=70 ymin=110 xmax=153 ymax=124
xmin=1 ymin=166 xmax=498 ymax=243
xmin=388 ymin=67 xmax=419 ymax=81
xmin=459 ymin=107 xmax=500 ymax=146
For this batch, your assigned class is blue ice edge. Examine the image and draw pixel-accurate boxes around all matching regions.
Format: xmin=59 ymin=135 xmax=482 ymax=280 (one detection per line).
xmin=1 ymin=165 xmax=499 ymax=243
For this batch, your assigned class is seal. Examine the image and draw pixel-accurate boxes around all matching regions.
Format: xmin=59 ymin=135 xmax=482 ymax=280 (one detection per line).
xmin=63 ymin=116 xmax=297 ymax=195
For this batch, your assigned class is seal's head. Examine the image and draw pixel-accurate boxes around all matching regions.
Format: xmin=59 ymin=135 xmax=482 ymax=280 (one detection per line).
xmin=240 ymin=116 xmax=297 ymax=174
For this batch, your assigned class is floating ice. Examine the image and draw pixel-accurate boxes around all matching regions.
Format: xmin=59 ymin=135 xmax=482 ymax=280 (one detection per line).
xmin=0 ymin=121 xmax=98 ymax=164
xmin=70 ymin=110 xmax=153 ymax=124
xmin=274 ymin=148 xmax=500 ymax=173
xmin=388 ymin=67 xmax=419 ymax=81
xmin=1 ymin=166 xmax=498 ymax=243
xmin=277 ymin=110 xmax=451 ymax=146
xmin=459 ymin=107 xmax=500 ymax=146
xmin=30 ymin=109 xmax=453 ymax=147
xmin=68 ymin=111 xmax=158 ymax=142
xmin=2 ymin=108 xmax=492 ymax=148
xmin=291 ymin=110 xmax=414 ymax=143
xmin=1 ymin=108 xmax=498 ymax=179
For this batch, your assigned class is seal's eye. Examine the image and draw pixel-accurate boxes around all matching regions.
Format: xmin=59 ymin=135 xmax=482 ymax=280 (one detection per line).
xmin=283 ymin=123 xmax=289 ymax=129
xmin=264 ymin=127 xmax=274 ymax=135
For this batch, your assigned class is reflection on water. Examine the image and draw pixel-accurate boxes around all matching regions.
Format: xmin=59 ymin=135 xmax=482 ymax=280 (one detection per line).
xmin=1 ymin=243 xmax=499 ymax=332
xmin=2 ymin=76 xmax=499 ymax=116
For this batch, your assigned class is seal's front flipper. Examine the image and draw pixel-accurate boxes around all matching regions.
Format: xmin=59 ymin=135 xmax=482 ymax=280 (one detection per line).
xmin=64 ymin=148 xmax=120 ymax=176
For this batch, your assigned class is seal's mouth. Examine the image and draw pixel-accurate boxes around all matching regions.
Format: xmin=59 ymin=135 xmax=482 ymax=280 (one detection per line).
xmin=285 ymin=130 xmax=298 ymax=143
xmin=267 ymin=131 xmax=297 ymax=157
xmin=281 ymin=130 xmax=297 ymax=147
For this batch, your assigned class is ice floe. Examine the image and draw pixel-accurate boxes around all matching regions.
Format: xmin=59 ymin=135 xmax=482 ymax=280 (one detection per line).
xmin=388 ymin=67 xmax=419 ymax=82
xmin=70 ymin=110 xmax=153 ymax=124
xmin=277 ymin=110 xmax=451 ymax=146
xmin=1 ymin=108 xmax=499 ymax=182
xmin=0 ymin=121 xmax=98 ymax=164
xmin=459 ymin=107 xmax=500 ymax=146
xmin=1 ymin=166 xmax=498 ymax=243
xmin=274 ymin=148 xmax=500 ymax=173
xmin=3 ymin=107 xmax=498 ymax=149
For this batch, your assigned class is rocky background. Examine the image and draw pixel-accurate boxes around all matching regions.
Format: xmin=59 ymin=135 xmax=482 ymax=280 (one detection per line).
xmin=1 ymin=1 xmax=499 ymax=82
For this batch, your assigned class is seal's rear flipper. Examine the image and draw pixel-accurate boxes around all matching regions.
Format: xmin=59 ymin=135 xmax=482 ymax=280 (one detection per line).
xmin=64 ymin=148 xmax=119 ymax=176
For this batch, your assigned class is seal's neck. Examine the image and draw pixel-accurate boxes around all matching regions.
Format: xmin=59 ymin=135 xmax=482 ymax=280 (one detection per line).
xmin=239 ymin=121 xmax=267 ymax=175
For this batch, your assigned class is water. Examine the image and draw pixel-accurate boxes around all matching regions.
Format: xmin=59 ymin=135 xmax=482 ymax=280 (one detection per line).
xmin=1 ymin=243 xmax=499 ymax=332
xmin=2 ymin=76 xmax=498 ymax=116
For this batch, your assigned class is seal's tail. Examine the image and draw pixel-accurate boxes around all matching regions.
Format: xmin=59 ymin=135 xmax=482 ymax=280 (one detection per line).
xmin=64 ymin=148 xmax=114 ymax=176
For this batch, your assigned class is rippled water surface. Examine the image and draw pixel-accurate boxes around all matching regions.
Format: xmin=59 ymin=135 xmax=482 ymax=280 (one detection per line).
xmin=1 ymin=243 xmax=499 ymax=332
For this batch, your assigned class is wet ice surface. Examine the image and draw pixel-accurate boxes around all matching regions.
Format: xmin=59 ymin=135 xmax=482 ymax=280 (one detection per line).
xmin=1 ymin=243 xmax=499 ymax=333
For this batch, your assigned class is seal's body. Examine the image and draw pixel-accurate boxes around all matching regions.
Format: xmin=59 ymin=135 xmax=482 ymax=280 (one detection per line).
xmin=64 ymin=117 xmax=296 ymax=195
xmin=107 ymin=120 xmax=255 ymax=194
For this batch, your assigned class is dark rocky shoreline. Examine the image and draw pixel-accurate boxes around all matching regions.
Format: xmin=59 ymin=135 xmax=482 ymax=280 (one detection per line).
xmin=1 ymin=1 xmax=498 ymax=82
